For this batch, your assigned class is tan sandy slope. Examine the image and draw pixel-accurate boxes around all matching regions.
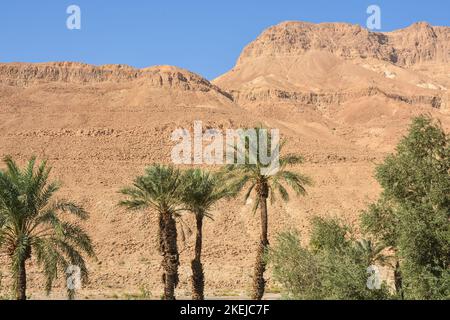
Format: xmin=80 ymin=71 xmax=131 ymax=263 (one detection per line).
xmin=0 ymin=21 xmax=449 ymax=299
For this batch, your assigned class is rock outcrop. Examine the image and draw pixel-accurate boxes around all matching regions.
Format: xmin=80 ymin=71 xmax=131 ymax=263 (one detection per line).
xmin=236 ymin=21 xmax=449 ymax=67
xmin=0 ymin=62 xmax=233 ymax=100
xmin=215 ymin=21 xmax=450 ymax=110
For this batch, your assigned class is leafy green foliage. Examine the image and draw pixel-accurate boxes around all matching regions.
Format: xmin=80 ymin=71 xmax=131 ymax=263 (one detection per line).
xmin=361 ymin=115 xmax=450 ymax=299
xmin=309 ymin=216 xmax=350 ymax=253
xmin=269 ymin=231 xmax=321 ymax=299
xmin=361 ymin=200 xmax=399 ymax=249
xmin=0 ymin=156 xmax=95 ymax=299
xmin=269 ymin=218 xmax=392 ymax=300
xmin=354 ymin=239 xmax=391 ymax=267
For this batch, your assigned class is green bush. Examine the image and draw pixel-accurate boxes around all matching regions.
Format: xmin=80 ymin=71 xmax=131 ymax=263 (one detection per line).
xmin=269 ymin=231 xmax=322 ymax=299
xmin=269 ymin=218 xmax=392 ymax=300
xmin=362 ymin=115 xmax=450 ymax=300
xmin=271 ymin=116 xmax=449 ymax=300
xmin=309 ymin=216 xmax=350 ymax=253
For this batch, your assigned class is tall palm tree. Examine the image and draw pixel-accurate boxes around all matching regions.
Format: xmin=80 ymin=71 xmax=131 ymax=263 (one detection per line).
xmin=180 ymin=169 xmax=235 ymax=300
xmin=0 ymin=156 xmax=94 ymax=300
xmin=119 ymin=164 xmax=183 ymax=300
xmin=225 ymin=131 xmax=311 ymax=300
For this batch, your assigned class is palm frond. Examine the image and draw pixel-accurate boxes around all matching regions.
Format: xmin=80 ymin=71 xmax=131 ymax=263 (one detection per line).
xmin=223 ymin=128 xmax=312 ymax=213
xmin=251 ymin=196 xmax=261 ymax=214
xmin=243 ymin=182 xmax=256 ymax=203
xmin=53 ymin=201 xmax=89 ymax=220
xmin=0 ymin=156 xmax=94 ymax=298
xmin=276 ymin=171 xmax=312 ymax=196
xmin=180 ymin=168 xmax=234 ymax=219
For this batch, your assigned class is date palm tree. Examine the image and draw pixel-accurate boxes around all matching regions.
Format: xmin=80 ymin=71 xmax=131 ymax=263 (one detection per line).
xmin=180 ymin=169 xmax=235 ymax=300
xmin=225 ymin=130 xmax=312 ymax=300
xmin=354 ymin=239 xmax=390 ymax=267
xmin=0 ymin=156 xmax=94 ymax=300
xmin=119 ymin=164 xmax=183 ymax=300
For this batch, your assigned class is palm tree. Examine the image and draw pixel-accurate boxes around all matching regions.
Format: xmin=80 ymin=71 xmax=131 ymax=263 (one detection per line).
xmin=225 ymin=131 xmax=312 ymax=300
xmin=354 ymin=239 xmax=403 ymax=296
xmin=119 ymin=165 xmax=183 ymax=300
xmin=354 ymin=239 xmax=390 ymax=267
xmin=180 ymin=169 xmax=235 ymax=300
xmin=0 ymin=156 xmax=94 ymax=300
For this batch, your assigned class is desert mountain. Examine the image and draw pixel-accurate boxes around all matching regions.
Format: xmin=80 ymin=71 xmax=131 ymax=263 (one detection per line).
xmin=214 ymin=21 xmax=449 ymax=109
xmin=233 ymin=21 xmax=449 ymax=67
xmin=0 ymin=22 xmax=449 ymax=298
xmin=214 ymin=21 xmax=450 ymax=152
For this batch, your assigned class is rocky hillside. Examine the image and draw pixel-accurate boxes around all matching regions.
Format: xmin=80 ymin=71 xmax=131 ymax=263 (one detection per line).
xmin=0 ymin=62 xmax=232 ymax=99
xmin=0 ymin=21 xmax=449 ymax=299
xmin=214 ymin=22 xmax=450 ymax=111
xmin=236 ymin=21 xmax=449 ymax=67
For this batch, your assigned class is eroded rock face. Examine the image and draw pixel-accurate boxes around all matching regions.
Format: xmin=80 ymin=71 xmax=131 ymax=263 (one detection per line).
xmin=0 ymin=62 xmax=140 ymax=85
xmin=387 ymin=22 xmax=450 ymax=66
xmin=237 ymin=21 xmax=449 ymax=67
xmin=0 ymin=63 xmax=232 ymax=99
xmin=214 ymin=21 xmax=450 ymax=111
xmin=230 ymin=87 xmax=445 ymax=109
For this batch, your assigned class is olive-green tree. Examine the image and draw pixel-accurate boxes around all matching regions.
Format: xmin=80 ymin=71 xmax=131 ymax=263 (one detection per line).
xmin=362 ymin=115 xmax=450 ymax=299
xmin=269 ymin=217 xmax=391 ymax=300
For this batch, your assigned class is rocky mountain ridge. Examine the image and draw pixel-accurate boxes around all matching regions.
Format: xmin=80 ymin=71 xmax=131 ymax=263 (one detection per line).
xmin=236 ymin=21 xmax=450 ymax=67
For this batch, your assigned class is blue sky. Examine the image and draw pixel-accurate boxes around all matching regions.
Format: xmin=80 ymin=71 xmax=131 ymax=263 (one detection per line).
xmin=0 ymin=1 xmax=448 ymax=79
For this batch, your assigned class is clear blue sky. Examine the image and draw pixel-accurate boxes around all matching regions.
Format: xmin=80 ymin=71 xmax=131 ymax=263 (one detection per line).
xmin=1 ymin=0 xmax=448 ymax=79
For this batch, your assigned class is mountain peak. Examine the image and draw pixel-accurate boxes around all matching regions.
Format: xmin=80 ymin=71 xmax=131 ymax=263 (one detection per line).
xmin=236 ymin=21 xmax=449 ymax=67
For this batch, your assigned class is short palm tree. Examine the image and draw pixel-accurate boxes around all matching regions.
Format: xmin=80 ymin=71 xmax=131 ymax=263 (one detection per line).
xmin=354 ymin=239 xmax=390 ymax=267
xmin=119 ymin=164 xmax=183 ymax=300
xmin=0 ymin=156 xmax=94 ymax=300
xmin=180 ymin=169 xmax=235 ymax=300
xmin=225 ymin=131 xmax=312 ymax=300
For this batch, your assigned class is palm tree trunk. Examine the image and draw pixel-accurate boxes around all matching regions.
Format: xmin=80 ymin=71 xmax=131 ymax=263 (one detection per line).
xmin=394 ymin=260 xmax=404 ymax=299
xmin=161 ymin=211 xmax=179 ymax=300
xmin=252 ymin=185 xmax=269 ymax=300
xmin=191 ymin=213 xmax=205 ymax=300
xmin=16 ymin=258 xmax=27 ymax=300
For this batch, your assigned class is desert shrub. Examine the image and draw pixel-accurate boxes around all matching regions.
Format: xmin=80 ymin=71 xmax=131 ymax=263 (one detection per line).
xmin=269 ymin=231 xmax=322 ymax=299
xmin=269 ymin=218 xmax=392 ymax=300
xmin=309 ymin=216 xmax=350 ymax=253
